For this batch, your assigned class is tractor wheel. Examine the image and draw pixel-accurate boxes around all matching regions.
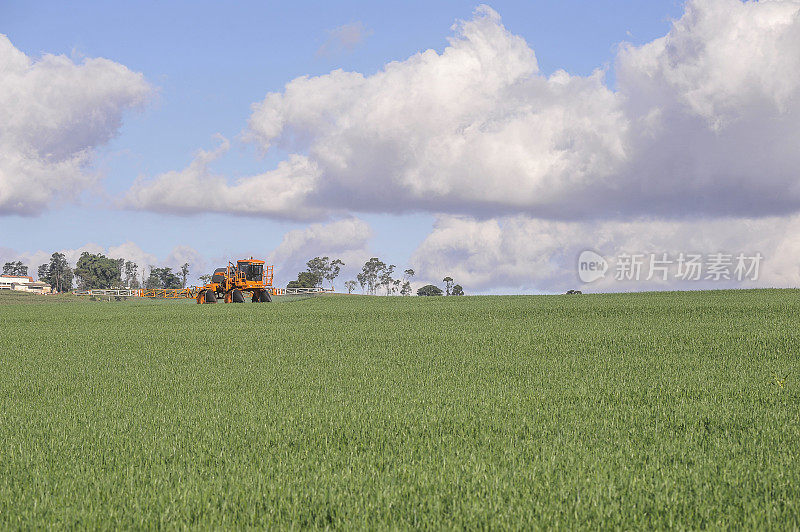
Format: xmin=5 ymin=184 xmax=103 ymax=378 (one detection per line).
xmin=232 ymin=289 xmax=245 ymax=303
xmin=205 ymin=289 xmax=217 ymax=304
xmin=196 ymin=290 xmax=205 ymax=304
xmin=259 ymin=290 xmax=272 ymax=303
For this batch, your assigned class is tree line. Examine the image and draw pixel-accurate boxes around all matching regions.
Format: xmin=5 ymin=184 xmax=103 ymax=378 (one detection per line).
xmin=6 ymin=252 xmax=192 ymax=292
xmin=287 ymin=256 xmax=463 ymax=296
xmin=10 ymin=252 xmax=464 ymax=296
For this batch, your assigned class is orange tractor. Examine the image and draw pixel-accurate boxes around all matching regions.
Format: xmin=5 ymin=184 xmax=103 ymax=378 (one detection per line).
xmin=196 ymin=258 xmax=273 ymax=304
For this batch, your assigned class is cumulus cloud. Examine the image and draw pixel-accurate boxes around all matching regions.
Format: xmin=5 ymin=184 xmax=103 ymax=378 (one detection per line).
xmin=619 ymin=0 xmax=800 ymax=128
xmin=106 ymin=241 xmax=158 ymax=270
xmin=317 ymin=22 xmax=372 ymax=57
xmin=267 ymin=217 xmax=373 ymax=285
xmin=411 ymin=214 xmax=800 ymax=293
xmin=115 ymin=0 xmax=800 ymax=292
xmin=127 ymin=1 xmax=800 ymax=221
xmin=124 ymin=136 xmax=325 ymax=220
xmin=243 ymin=0 xmax=800 ymax=220
xmin=613 ymin=0 xmax=800 ymax=218
xmin=245 ymin=5 xmax=627 ymax=218
xmin=164 ymin=245 xmax=207 ymax=276
xmin=0 ymin=35 xmax=151 ymax=215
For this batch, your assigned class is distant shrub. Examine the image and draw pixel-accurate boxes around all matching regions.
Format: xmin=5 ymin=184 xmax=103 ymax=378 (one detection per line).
xmin=417 ymin=284 xmax=443 ymax=296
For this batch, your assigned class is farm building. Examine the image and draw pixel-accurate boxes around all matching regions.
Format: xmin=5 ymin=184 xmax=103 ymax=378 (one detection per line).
xmin=0 ymin=274 xmax=52 ymax=294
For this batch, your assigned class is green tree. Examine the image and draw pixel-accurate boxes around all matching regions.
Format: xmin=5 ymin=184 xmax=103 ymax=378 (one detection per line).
xmin=287 ymin=271 xmax=318 ymax=289
xmin=38 ymin=252 xmax=73 ymax=292
xmin=144 ymin=268 xmax=160 ymax=289
xmin=123 ymin=261 xmax=139 ymax=289
xmin=344 ymin=280 xmax=358 ymax=294
xmin=360 ymin=258 xmax=387 ymax=295
xmin=180 ymin=263 xmax=190 ymax=288
xmin=400 ymin=268 xmax=414 ymax=296
xmin=116 ymin=258 xmax=125 ymax=283
xmin=74 ymin=252 xmax=122 ymax=289
xmin=400 ymin=281 xmax=412 ymax=296
xmin=54 ymin=253 xmax=74 ymax=291
xmin=297 ymin=271 xmax=318 ymax=288
xmin=451 ymin=284 xmax=464 ymax=296
xmin=148 ymin=267 xmax=182 ymax=289
xmin=3 ymin=261 xmax=28 ymax=276
xmin=305 ymin=257 xmax=328 ymax=287
xmin=198 ymin=274 xmax=212 ymax=286
xmin=417 ymin=284 xmax=443 ymax=296
xmin=325 ymin=259 xmax=344 ymax=288
xmin=379 ymin=264 xmax=396 ymax=295
xmin=161 ymin=267 xmax=183 ymax=289
xmin=356 ymin=272 xmax=366 ymax=293
xmin=143 ymin=267 xmax=182 ymax=289
xmin=443 ymin=276 xmax=454 ymax=296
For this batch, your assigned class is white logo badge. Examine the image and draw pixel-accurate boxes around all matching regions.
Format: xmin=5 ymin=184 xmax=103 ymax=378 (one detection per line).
xmin=577 ymin=250 xmax=608 ymax=283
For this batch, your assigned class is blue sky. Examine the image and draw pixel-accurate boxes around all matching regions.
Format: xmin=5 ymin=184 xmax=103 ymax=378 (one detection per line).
xmin=2 ymin=0 xmax=682 ymax=248
xmin=3 ymin=0 xmax=800 ymax=292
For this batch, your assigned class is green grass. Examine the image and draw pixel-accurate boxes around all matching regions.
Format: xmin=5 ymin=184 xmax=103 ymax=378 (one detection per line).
xmin=1 ymin=289 xmax=798 ymax=528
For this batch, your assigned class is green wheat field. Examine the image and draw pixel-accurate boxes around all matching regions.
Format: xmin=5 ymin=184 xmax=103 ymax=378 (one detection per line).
xmin=1 ymin=289 xmax=798 ymax=528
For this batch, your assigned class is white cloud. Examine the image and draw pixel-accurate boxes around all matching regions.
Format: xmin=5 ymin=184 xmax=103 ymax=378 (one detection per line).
xmin=113 ymin=0 xmax=800 ymax=293
xmin=618 ymin=0 xmax=800 ymax=128
xmin=612 ymin=0 xmax=800 ymax=218
xmin=106 ymin=242 xmax=159 ymax=271
xmin=164 ymin=245 xmax=207 ymax=275
xmin=411 ymin=214 xmax=800 ymax=293
xmin=127 ymin=5 xmax=628 ymax=219
xmin=267 ymin=217 xmax=373 ymax=285
xmin=0 ymin=35 xmax=151 ymax=215
xmin=241 ymin=0 xmax=800 ymax=220
xmin=245 ymin=5 xmax=627 ymax=218
xmin=124 ymin=136 xmax=325 ymax=220
xmin=125 ymin=1 xmax=800 ymax=221
xmin=317 ymin=22 xmax=372 ymax=57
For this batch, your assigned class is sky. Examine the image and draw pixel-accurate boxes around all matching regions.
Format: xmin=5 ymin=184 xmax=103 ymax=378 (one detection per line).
xmin=2 ymin=0 xmax=800 ymax=293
